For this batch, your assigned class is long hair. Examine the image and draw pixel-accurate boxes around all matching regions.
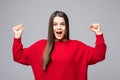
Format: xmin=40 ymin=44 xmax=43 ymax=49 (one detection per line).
xmin=42 ymin=10 xmax=69 ymax=70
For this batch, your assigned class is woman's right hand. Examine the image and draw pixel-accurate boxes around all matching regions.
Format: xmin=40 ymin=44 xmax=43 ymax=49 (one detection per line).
xmin=12 ymin=24 xmax=24 ymax=38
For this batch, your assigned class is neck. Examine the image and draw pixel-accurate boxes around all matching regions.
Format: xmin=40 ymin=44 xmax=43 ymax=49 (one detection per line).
xmin=54 ymin=38 xmax=68 ymax=42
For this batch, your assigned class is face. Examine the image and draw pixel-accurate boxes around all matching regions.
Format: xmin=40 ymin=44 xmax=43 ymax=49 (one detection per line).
xmin=53 ymin=16 xmax=66 ymax=41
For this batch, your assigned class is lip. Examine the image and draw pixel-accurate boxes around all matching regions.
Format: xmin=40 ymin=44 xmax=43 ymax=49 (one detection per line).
xmin=56 ymin=31 xmax=62 ymax=34
xmin=55 ymin=31 xmax=63 ymax=38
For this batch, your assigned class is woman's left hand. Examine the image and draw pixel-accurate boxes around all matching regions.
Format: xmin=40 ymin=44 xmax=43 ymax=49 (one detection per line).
xmin=89 ymin=23 xmax=103 ymax=35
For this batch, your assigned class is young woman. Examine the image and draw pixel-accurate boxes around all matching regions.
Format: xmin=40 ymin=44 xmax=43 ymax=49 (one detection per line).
xmin=12 ymin=11 xmax=107 ymax=80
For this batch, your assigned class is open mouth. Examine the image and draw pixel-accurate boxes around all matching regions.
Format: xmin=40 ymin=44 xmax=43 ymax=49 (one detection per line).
xmin=56 ymin=31 xmax=62 ymax=34
xmin=55 ymin=31 xmax=63 ymax=37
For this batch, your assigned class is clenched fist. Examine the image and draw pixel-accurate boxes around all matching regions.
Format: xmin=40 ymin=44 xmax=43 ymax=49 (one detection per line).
xmin=89 ymin=23 xmax=103 ymax=35
xmin=12 ymin=24 xmax=24 ymax=38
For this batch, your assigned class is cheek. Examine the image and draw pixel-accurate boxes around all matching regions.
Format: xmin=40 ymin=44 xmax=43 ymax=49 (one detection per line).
xmin=53 ymin=27 xmax=56 ymax=32
xmin=62 ymin=26 xmax=66 ymax=31
xmin=53 ymin=28 xmax=58 ymax=37
xmin=61 ymin=25 xmax=65 ymax=29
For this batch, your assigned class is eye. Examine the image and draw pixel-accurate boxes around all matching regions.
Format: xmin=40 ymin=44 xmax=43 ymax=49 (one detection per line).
xmin=61 ymin=22 xmax=65 ymax=26
xmin=53 ymin=23 xmax=57 ymax=26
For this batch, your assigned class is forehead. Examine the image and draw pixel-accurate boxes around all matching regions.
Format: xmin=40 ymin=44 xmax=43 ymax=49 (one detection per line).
xmin=53 ymin=16 xmax=65 ymax=23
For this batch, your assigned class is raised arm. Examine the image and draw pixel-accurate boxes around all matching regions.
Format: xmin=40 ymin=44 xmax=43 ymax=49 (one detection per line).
xmin=12 ymin=24 xmax=31 ymax=65
xmin=87 ymin=23 xmax=107 ymax=65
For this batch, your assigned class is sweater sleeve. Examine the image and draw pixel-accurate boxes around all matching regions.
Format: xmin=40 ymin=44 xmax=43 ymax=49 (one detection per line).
xmin=12 ymin=38 xmax=32 ymax=65
xmin=87 ymin=34 xmax=107 ymax=65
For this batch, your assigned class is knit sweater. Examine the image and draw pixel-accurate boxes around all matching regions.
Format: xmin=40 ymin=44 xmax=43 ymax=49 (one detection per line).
xmin=12 ymin=34 xmax=107 ymax=80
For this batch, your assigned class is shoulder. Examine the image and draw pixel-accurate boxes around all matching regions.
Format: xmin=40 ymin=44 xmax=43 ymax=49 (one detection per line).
xmin=35 ymin=39 xmax=47 ymax=45
xmin=69 ymin=39 xmax=88 ymax=48
xmin=37 ymin=39 xmax=47 ymax=43
xmin=70 ymin=40 xmax=88 ymax=50
xmin=30 ymin=39 xmax=47 ymax=48
xmin=63 ymin=40 xmax=87 ymax=52
xmin=69 ymin=39 xmax=84 ymax=44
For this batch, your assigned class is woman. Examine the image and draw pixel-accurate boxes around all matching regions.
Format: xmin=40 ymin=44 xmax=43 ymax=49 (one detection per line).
xmin=12 ymin=11 xmax=107 ymax=80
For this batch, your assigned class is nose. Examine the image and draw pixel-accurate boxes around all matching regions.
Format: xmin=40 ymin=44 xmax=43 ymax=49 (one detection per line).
xmin=57 ymin=25 xmax=61 ymax=29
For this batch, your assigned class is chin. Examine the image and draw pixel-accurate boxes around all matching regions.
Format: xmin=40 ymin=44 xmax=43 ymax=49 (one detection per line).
xmin=55 ymin=37 xmax=67 ymax=41
xmin=55 ymin=38 xmax=63 ymax=41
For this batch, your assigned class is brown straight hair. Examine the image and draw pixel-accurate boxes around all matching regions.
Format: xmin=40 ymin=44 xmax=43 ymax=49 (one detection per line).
xmin=42 ymin=11 xmax=69 ymax=70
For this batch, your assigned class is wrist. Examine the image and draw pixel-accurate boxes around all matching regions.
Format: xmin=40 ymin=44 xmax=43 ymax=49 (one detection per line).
xmin=14 ymin=34 xmax=21 ymax=38
xmin=95 ymin=31 xmax=103 ymax=35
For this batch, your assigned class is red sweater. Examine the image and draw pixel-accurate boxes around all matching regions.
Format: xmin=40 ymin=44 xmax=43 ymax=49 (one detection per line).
xmin=12 ymin=34 xmax=107 ymax=80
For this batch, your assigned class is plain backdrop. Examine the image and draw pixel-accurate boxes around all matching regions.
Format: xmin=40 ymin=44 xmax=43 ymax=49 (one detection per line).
xmin=0 ymin=0 xmax=120 ymax=80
